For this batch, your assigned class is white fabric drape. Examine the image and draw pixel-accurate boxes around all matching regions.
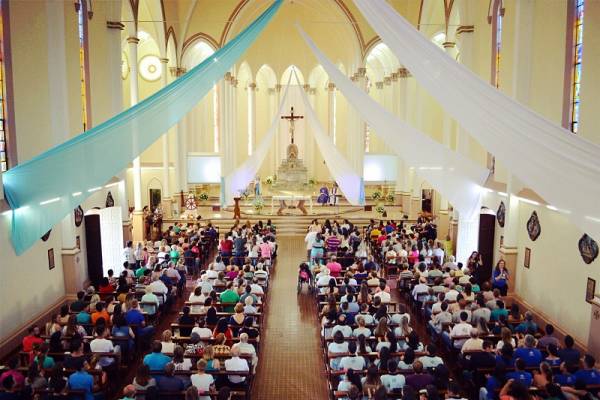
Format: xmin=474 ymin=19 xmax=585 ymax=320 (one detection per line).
xmin=353 ymin=0 xmax=600 ymax=240
xmin=292 ymin=71 xmax=365 ymax=205
xmin=223 ymin=75 xmax=293 ymax=205
xmin=298 ymin=27 xmax=487 ymax=219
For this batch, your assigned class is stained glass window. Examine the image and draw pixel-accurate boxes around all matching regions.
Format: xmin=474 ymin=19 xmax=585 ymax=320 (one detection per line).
xmin=78 ymin=3 xmax=88 ymax=131
xmin=494 ymin=6 xmax=502 ymax=88
xmin=0 ymin=5 xmax=7 ymax=172
xmin=571 ymin=0 xmax=584 ymax=133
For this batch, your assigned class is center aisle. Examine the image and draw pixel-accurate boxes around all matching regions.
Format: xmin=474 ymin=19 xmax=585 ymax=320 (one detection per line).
xmin=251 ymin=236 xmax=329 ymax=399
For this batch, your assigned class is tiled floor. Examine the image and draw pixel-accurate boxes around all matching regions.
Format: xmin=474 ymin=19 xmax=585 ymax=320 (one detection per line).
xmin=251 ymin=236 xmax=329 ymax=400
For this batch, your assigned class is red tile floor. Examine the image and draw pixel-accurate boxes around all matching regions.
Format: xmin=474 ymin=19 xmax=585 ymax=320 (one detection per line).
xmin=250 ymin=236 xmax=329 ymax=399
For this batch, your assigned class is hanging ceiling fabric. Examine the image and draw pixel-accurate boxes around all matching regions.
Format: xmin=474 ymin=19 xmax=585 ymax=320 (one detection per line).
xmin=223 ymin=73 xmax=293 ymax=206
xmin=353 ymin=0 xmax=600 ymax=241
xmin=292 ymin=70 xmax=365 ymax=206
xmin=2 ymin=0 xmax=283 ymax=255
xmin=298 ymin=27 xmax=487 ymax=219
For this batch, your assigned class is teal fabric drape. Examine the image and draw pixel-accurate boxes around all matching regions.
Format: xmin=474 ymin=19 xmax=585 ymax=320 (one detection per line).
xmin=3 ymin=0 xmax=282 ymax=255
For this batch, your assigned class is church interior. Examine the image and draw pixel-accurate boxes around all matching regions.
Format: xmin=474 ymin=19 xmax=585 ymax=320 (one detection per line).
xmin=1 ymin=0 xmax=600 ymax=399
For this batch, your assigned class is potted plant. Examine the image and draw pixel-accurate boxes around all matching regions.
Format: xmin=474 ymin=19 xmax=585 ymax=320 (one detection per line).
xmin=375 ymin=203 xmax=386 ymax=216
xmin=372 ymin=190 xmax=382 ymax=201
xmin=253 ymin=198 xmax=264 ymax=213
xmin=198 ymin=192 xmax=209 ymax=202
xmin=265 ymin=176 xmax=274 ymax=185
xmin=386 ymin=193 xmax=395 ymax=204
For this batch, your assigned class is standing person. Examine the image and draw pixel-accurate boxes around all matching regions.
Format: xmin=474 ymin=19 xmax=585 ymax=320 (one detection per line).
xmin=492 ymin=260 xmax=509 ymax=296
xmin=123 ymin=241 xmax=136 ymax=271
xmin=134 ymin=243 xmax=144 ymax=269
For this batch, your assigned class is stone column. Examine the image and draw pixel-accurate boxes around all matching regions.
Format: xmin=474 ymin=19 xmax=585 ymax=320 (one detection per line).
xmin=248 ymin=82 xmax=256 ymax=155
xmin=394 ymin=68 xmax=412 ymax=212
xmin=159 ymin=58 xmax=172 ymax=217
xmin=273 ymin=84 xmax=282 ymax=172
xmin=327 ymin=82 xmax=336 ymax=145
xmin=347 ymin=67 xmax=366 ymax=177
xmin=455 ymin=25 xmax=474 ymax=157
xmin=219 ymin=72 xmax=236 ymax=196
xmin=126 ymin=36 xmax=144 ymax=242
xmin=304 ymin=85 xmax=316 ymax=177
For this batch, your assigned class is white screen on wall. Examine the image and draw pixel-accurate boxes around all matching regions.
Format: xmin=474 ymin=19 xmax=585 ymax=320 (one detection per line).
xmin=187 ymin=155 xmax=222 ymax=183
xmin=363 ymin=154 xmax=398 ymax=182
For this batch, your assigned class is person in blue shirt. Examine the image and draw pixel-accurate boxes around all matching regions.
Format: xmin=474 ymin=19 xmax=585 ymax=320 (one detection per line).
xmin=514 ymin=334 xmax=543 ymax=367
xmin=490 ymin=300 xmax=509 ymax=321
xmin=125 ymin=300 xmax=155 ymax=341
xmin=514 ymin=312 xmax=538 ymax=334
xmin=76 ymin=311 xmax=91 ymax=325
xmin=574 ymin=355 xmax=600 ymax=385
xmin=68 ymin=363 xmax=94 ymax=400
xmin=559 ymin=335 xmax=581 ymax=366
xmin=483 ymin=364 xmax=506 ymax=400
xmin=496 ymin=343 xmax=515 ymax=369
xmin=555 ymin=362 xmax=577 ymax=386
xmin=506 ymin=358 xmax=533 ymax=387
xmin=143 ymin=341 xmax=172 ymax=372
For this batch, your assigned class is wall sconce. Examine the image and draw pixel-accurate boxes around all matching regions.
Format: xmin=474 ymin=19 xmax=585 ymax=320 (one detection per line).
xmin=87 ymin=0 xmax=93 ymax=19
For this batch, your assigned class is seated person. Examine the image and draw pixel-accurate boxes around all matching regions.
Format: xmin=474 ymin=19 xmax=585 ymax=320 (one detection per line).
xmin=157 ymin=362 xmax=184 ymax=392
xmin=465 ymin=340 xmax=496 ymax=370
xmin=514 ymin=334 xmax=542 ymax=367
xmin=405 ymin=360 xmax=434 ymax=391
xmin=538 ymin=324 xmax=560 ymax=349
xmin=574 ymin=354 xmax=600 ymax=385
xmin=338 ymin=341 xmax=366 ymax=372
xmin=380 ymin=360 xmax=405 ymax=393
xmin=224 ymin=346 xmax=250 ymax=388
xmin=558 ymin=335 xmax=581 ymax=366
xmin=143 ymin=341 xmax=172 ymax=372
xmin=419 ymin=344 xmax=444 ymax=369
xmin=514 ymin=312 xmax=538 ymax=334
xmin=506 ymin=358 xmax=533 ymax=387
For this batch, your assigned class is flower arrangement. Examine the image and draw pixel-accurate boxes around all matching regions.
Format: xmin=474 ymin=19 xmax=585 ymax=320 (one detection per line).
xmin=386 ymin=193 xmax=395 ymax=204
xmin=375 ymin=203 xmax=386 ymax=215
xmin=240 ymin=189 xmax=250 ymax=201
xmin=198 ymin=192 xmax=209 ymax=202
xmin=253 ymin=198 xmax=264 ymax=213
xmin=372 ymin=190 xmax=382 ymax=201
xmin=265 ymin=176 xmax=274 ymax=185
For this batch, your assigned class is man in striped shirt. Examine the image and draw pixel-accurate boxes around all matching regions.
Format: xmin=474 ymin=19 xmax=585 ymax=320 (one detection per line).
xmin=325 ymin=231 xmax=341 ymax=255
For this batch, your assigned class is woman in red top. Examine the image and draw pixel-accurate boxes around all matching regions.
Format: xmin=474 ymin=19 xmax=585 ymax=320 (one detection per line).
xmin=212 ymin=317 xmax=234 ymax=346
xmin=98 ymin=277 xmax=115 ymax=294
xmin=219 ymin=234 xmax=233 ymax=262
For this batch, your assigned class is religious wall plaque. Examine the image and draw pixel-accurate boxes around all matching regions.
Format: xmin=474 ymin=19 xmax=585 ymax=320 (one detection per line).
xmin=579 ymin=234 xmax=599 ymax=264
xmin=105 ymin=191 xmax=115 ymax=208
xmin=74 ymin=205 xmax=84 ymax=227
xmin=524 ymin=247 xmax=531 ymax=268
xmin=587 ymin=277 xmax=597 ymax=304
xmin=41 ymin=230 xmax=51 ymax=242
xmin=526 ymin=211 xmax=541 ymax=241
xmin=497 ymin=201 xmax=506 ymax=228
xmin=48 ymin=248 xmax=55 ymax=270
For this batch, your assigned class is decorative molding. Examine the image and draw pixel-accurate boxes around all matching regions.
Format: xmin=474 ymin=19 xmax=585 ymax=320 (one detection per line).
xmin=248 ymin=82 xmax=257 ymax=90
xmin=443 ymin=41 xmax=456 ymax=48
xmin=275 ymin=84 xmax=282 ymax=92
xmin=383 ymin=77 xmax=392 ymax=85
xmin=456 ymin=25 xmax=475 ymax=35
xmin=224 ymin=72 xmax=232 ymax=82
xmin=375 ymin=81 xmax=384 ymax=90
xmin=126 ymin=36 xmax=140 ymax=44
xmin=181 ymin=32 xmax=219 ymax=59
xmin=302 ymin=84 xmax=311 ymax=91
xmin=398 ymin=68 xmax=411 ymax=78
xmin=357 ymin=67 xmax=367 ymax=77
xmin=159 ymin=58 xmax=169 ymax=64
xmin=106 ymin=21 xmax=125 ymax=30
xmin=391 ymin=72 xmax=399 ymax=81
xmin=328 ymin=82 xmax=336 ymax=91
xmin=231 ymin=78 xmax=238 ymax=88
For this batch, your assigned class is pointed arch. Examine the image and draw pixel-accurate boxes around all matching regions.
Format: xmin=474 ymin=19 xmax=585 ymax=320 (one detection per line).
xmin=256 ymin=64 xmax=277 ymax=88
xmin=281 ymin=65 xmax=304 ymax=86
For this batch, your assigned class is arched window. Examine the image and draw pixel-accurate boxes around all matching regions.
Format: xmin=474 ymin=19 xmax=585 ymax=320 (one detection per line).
xmin=563 ymin=0 xmax=585 ymax=133
xmin=77 ymin=0 xmax=91 ymax=130
xmin=0 ymin=0 xmax=15 ymax=172
xmin=490 ymin=0 xmax=503 ymax=88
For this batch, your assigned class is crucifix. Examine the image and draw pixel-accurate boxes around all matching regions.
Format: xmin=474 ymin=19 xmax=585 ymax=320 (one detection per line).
xmin=281 ymin=106 xmax=304 ymax=144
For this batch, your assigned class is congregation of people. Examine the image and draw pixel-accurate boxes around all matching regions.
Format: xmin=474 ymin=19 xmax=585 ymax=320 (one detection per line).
xmin=300 ymin=218 xmax=600 ymax=400
xmin=0 ymin=219 xmax=276 ymax=400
